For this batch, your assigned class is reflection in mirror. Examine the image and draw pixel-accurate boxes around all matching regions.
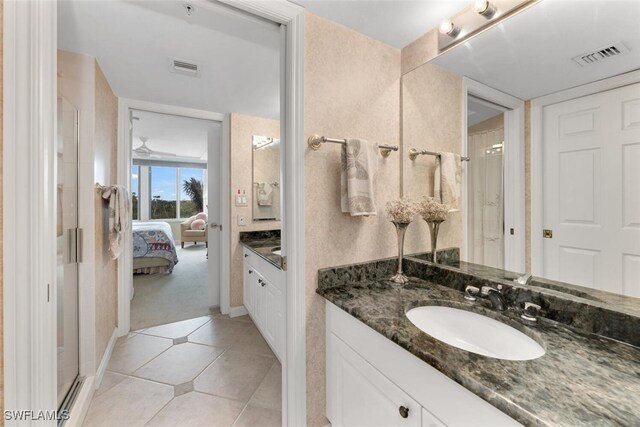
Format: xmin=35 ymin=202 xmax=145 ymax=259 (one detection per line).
xmin=466 ymin=96 xmax=505 ymax=270
xmin=402 ymin=0 xmax=640 ymax=305
xmin=252 ymin=135 xmax=281 ymax=221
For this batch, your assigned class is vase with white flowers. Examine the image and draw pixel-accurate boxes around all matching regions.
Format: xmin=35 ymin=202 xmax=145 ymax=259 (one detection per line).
xmin=385 ymin=198 xmax=418 ymax=283
xmin=417 ymin=197 xmax=450 ymax=264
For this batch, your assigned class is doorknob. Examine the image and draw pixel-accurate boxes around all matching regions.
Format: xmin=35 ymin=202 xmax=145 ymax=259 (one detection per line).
xmin=210 ymin=223 xmax=222 ymax=230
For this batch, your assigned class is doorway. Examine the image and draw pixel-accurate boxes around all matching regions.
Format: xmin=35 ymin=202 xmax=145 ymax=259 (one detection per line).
xmin=466 ymin=96 xmax=506 ymax=270
xmin=128 ymin=108 xmax=222 ymax=330
xmin=462 ymin=78 xmax=525 ymax=273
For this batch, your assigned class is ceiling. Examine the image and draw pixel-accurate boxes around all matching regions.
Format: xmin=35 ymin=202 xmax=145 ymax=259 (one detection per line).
xmin=292 ymin=0 xmax=470 ymax=48
xmin=467 ymin=97 xmax=503 ymax=127
xmin=58 ymin=0 xmax=281 ymax=119
xmin=433 ymin=0 xmax=640 ymax=100
xmin=131 ymin=109 xmax=220 ymax=160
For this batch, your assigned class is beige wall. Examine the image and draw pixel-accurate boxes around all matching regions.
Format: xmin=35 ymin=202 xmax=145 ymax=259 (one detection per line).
xmin=229 ymin=113 xmax=281 ymax=308
xmin=402 ymin=62 xmax=463 ymax=255
xmin=468 ymin=112 xmax=504 ymax=134
xmin=58 ymin=50 xmax=119 ymax=368
xmin=401 ymin=28 xmax=439 ymax=75
xmin=304 ymin=13 xmax=401 ymax=425
xmin=94 ymin=64 xmax=118 ymax=361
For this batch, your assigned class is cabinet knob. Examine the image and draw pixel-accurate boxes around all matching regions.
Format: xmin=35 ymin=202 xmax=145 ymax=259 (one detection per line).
xmin=244 ymin=254 xmax=249 ymax=258
xmin=249 ymin=270 xmax=252 ymax=274
xmin=399 ymin=406 xmax=409 ymax=419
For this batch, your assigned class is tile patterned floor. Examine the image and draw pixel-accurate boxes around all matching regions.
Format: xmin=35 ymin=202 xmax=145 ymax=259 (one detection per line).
xmin=83 ymin=310 xmax=282 ymax=427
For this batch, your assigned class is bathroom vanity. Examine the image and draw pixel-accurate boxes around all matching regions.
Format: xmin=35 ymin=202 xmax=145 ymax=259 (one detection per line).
xmin=240 ymin=231 xmax=285 ymax=361
xmin=318 ymin=256 xmax=640 ymax=426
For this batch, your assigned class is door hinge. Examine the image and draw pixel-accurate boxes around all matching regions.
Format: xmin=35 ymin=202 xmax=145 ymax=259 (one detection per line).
xmin=543 ymin=229 xmax=553 ymax=239
xmin=280 ymin=255 xmax=287 ymax=271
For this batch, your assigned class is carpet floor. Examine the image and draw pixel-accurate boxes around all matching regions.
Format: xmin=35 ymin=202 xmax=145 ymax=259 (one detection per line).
xmin=131 ymin=244 xmax=210 ymax=330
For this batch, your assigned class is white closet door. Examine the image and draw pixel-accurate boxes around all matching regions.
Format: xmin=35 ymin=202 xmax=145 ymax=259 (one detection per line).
xmin=542 ymin=82 xmax=640 ymax=296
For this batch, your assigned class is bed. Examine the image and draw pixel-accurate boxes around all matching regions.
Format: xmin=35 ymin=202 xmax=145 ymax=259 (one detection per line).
xmin=132 ymin=222 xmax=179 ymax=274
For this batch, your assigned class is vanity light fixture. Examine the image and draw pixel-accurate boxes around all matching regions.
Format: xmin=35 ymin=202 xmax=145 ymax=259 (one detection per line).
xmin=439 ymin=20 xmax=461 ymax=38
xmin=474 ymin=0 xmax=497 ymax=18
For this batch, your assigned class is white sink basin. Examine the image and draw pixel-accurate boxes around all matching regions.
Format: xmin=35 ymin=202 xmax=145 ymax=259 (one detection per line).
xmin=406 ymin=306 xmax=545 ymax=361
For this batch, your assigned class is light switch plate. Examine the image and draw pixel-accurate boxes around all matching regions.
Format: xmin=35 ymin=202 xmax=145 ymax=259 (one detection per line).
xmin=235 ymin=195 xmax=248 ymax=207
xmin=237 ymin=215 xmax=247 ymax=226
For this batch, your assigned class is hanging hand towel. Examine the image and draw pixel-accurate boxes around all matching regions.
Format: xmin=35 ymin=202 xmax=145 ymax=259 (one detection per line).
xmin=340 ymin=139 xmax=378 ymax=216
xmin=434 ymin=152 xmax=461 ymax=211
xmin=257 ymin=183 xmax=274 ymax=206
xmin=101 ymin=185 xmax=131 ymax=259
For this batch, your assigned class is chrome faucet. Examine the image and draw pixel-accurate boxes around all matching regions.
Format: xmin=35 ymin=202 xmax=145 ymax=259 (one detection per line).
xmin=514 ymin=273 xmax=532 ymax=286
xmin=481 ymin=285 xmax=507 ymax=311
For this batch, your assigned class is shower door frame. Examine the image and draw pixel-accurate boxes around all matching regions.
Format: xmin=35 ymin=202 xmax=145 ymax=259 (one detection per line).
xmin=462 ymin=77 xmax=526 ymax=273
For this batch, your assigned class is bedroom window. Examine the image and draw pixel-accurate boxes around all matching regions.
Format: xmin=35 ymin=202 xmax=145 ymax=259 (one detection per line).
xmin=131 ymin=165 xmax=140 ymax=220
xmin=150 ymin=166 xmax=178 ymax=219
xmin=146 ymin=165 xmax=207 ymax=220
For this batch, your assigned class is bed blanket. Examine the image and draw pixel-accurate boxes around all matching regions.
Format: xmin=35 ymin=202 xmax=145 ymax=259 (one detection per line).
xmin=132 ymin=222 xmax=179 ymax=273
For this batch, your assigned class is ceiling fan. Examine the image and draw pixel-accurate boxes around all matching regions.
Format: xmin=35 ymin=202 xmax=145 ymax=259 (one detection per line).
xmin=132 ymin=137 xmax=177 ymax=158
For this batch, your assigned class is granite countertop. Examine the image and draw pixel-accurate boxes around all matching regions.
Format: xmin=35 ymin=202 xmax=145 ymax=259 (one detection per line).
xmin=239 ymin=230 xmax=282 ymax=270
xmin=317 ymin=264 xmax=640 ymax=426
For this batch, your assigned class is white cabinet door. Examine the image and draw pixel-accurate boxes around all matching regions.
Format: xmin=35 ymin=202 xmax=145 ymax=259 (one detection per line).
xmin=243 ymin=263 xmax=255 ymax=315
xmin=329 ymin=333 xmax=421 ymax=427
xmin=542 ymin=82 xmax=640 ymax=296
xmin=255 ymin=271 xmax=267 ymax=327
xmin=263 ymin=279 xmax=282 ymax=352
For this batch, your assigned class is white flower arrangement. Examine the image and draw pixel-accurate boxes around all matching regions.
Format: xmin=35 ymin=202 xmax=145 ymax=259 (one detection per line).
xmin=417 ymin=196 xmax=450 ymax=222
xmin=385 ymin=198 xmax=418 ymax=224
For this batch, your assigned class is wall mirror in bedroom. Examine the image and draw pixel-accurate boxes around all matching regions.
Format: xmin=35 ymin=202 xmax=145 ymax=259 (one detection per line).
xmin=252 ymin=135 xmax=281 ymax=221
xmin=402 ymin=0 xmax=640 ymax=312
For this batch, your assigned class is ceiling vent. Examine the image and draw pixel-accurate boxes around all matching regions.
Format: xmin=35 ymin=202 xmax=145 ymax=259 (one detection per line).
xmin=572 ymin=42 xmax=630 ymax=66
xmin=169 ymin=58 xmax=200 ymax=77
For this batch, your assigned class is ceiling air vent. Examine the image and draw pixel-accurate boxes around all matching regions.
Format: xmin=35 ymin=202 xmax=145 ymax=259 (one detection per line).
xmin=169 ymin=58 xmax=200 ymax=77
xmin=572 ymin=42 xmax=630 ymax=66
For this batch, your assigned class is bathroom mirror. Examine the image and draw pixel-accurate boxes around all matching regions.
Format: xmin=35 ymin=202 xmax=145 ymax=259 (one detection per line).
xmin=252 ymin=135 xmax=281 ymax=221
xmin=402 ymin=0 xmax=640 ymax=307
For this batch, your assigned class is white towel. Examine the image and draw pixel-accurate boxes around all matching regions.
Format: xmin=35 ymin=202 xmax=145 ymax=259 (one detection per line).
xmin=340 ymin=139 xmax=378 ymax=216
xmin=434 ymin=152 xmax=461 ymax=211
xmin=257 ymin=183 xmax=274 ymax=206
xmin=101 ymin=185 xmax=131 ymax=259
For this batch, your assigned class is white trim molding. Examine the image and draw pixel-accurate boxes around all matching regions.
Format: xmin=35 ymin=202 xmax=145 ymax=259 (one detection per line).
xmin=462 ymin=77 xmax=526 ymax=273
xmin=530 ymin=69 xmax=640 ymax=276
xmin=95 ymin=328 xmax=118 ymax=390
xmin=228 ymin=305 xmax=249 ymax=318
xmin=3 ymin=1 xmax=58 ymax=424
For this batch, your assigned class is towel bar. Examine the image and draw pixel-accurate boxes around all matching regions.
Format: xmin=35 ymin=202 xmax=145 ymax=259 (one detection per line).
xmin=308 ymin=134 xmax=398 ymax=158
xmin=408 ymin=148 xmax=470 ymax=162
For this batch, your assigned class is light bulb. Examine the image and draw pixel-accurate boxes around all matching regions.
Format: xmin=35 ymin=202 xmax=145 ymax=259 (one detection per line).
xmin=439 ymin=20 xmax=460 ymax=37
xmin=474 ymin=0 xmax=496 ymax=18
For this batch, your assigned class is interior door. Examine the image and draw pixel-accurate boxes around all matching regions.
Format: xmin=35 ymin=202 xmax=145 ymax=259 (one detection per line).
xmin=207 ymin=121 xmax=223 ymax=306
xmin=542 ymin=82 xmax=640 ymax=296
xmin=56 ymin=97 xmax=80 ymax=406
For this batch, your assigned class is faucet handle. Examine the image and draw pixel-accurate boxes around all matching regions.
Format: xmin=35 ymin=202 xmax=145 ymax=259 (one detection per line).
xmin=464 ymin=285 xmax=480 ymax=301
xmin=521 ymin=302 xmax=541 ymax=322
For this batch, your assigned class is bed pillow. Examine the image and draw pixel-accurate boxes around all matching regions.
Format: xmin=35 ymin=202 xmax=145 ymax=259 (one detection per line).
xmin=195 ymin=212 xmax=207 ymax=221
xmin=191 ymin=219 xmax=206 ymax=230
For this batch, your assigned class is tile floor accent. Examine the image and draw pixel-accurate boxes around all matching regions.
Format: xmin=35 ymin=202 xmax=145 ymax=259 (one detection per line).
xmin=83 ymin=310 xmax=281 ymax=427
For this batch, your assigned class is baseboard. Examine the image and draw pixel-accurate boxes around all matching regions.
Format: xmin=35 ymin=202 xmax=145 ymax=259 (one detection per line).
xmin=65 ymin=375 xmax=95 ymax=427
xmin=95 ymin=328 xmax=118 ymax=389
xmin=228 ymin=305 xmax=248 ymax=318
